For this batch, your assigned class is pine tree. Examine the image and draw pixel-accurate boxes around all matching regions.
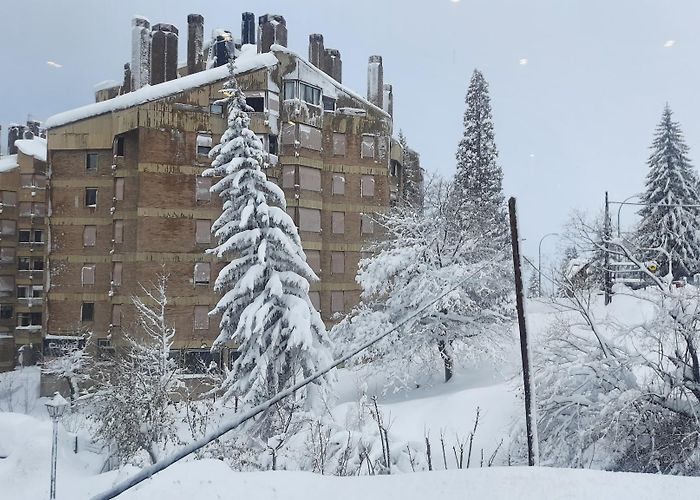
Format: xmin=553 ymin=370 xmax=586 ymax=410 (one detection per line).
xmin=398 ymin=130 xmax=424 ymax=211
xmin=454 ymin=69 xmax=507 ymax=239
xmin=637 ymin=105 xmax=700 ymax=279
xmin=203 ymin=67 xmax=334 ymax=434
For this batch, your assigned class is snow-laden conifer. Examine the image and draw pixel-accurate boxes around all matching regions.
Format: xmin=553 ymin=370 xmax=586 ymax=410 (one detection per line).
xmin=637 ymin=105 xmax=700 ymax=278
xmin=454 ymin=69 xmax=507 ymax=239
xmin=203 ymin=67 xmax=334 ymax=429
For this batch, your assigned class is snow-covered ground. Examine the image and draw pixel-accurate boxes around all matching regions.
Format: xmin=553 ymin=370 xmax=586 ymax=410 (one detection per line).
xmin=2 ymin=298 xmax=699 ymax=499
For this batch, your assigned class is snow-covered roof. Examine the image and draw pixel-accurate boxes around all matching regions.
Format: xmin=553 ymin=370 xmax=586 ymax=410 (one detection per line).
xmin=0 ymin=155 xmax=19 ymax=173
xmin=14 ymin=137 xmax=47 ymax=162
xmin=46 ymin=50 xmax=279 ymax=129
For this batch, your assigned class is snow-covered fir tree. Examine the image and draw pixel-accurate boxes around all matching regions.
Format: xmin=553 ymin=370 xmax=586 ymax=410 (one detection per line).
xmin=203 ymin=67 xmax=334 ymax=435
xmin=637 ymin=105 xmax=700 ymax=278
xmin=398 ymin=130 xmax=423 ymax=211
xmin=454 ymin=69 xmax=507 ymax=240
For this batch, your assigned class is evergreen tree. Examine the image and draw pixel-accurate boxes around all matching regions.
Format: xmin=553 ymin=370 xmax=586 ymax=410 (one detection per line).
xmin=398 ymin=130 xmax=424 ymax=211
xmin=203 ymin=67 xmax=334 ymax=435
xmin=637 ymin=105 xmax=700 ymax=278
xmin=454 ymin=69 xmax=507 ymax=239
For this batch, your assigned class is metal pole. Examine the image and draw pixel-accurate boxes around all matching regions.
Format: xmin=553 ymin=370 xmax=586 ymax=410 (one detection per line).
xmin=538 ymin=233 xmax=558 ymax=297
xmin=509 ymin=197 xmax=539 ymax=466
xmin=604 ymin=192 xmax=612 ymax=305
xmin=616 ymin=194 xmax=639 ymax=238
xmin=50 ymin=417 xmax=58 ymax=500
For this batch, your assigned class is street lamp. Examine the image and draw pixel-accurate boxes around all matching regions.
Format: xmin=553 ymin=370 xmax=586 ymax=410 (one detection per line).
xmin=617 ymin=194 xmax=641 ymax=238
xmin=538 ymin=232 xmax=559 ymax=297
xmin=45 ymin=392 xmax=69 ymax=500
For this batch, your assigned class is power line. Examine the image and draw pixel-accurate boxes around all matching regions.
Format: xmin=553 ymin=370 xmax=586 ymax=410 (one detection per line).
xmin=91 ymin=250 xmax=507 ymax=500
xmin=609 ymin=200 xmax=700 ymax=208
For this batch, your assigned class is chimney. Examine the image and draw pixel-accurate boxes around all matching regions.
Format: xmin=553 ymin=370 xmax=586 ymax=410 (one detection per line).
xmin=241 ymin=12 xmax=256 ymax=45
xmin=257 ymin=14 xmax=287 ymax=53
xmin=212 ymin=30 xmax=234 ymax=67
xmin=367 ymin=55 xmax=384 ymax=108
xmin=151 ymin=23 xmax=179 ymax=85
xmin=121 ymin=63 xmax=132 ymax=94
xmin=309 ymin=34 xmax=324 ymax=68
xmin=26 ymin=120 xmax=41 ymax=138
xmin=187 ymin=14 xmax=205 ymax=75
xmin=323 ymin=49 xmax=342 ymax=84
xmin=131 ymin=16 xmax=151 ymax=90
xmin=7 ymin=124 xmax=26 ymax=155
xmin=383 ymin=84 xmax=393 ymax=116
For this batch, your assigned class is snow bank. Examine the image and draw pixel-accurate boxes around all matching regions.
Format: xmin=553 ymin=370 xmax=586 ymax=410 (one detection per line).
xmin=46 ymin=52 xmax=279 ymax=129
xmin=0 ymin=155 xmax=18 ymax=173
xmin=14 ymin=137 xmax=47 ymax=162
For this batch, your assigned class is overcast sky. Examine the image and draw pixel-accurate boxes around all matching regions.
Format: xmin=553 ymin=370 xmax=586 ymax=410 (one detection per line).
xmin=2 ymin=0 xmax=700 ymax=262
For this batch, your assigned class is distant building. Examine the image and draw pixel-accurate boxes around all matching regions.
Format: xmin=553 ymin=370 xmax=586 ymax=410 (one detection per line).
xmin=43 ymin=13 xmax=421 ymax=364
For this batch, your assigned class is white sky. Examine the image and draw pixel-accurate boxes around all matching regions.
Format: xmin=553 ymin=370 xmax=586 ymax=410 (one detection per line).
xmin=2 ymin=0 xmax=700 ymax=261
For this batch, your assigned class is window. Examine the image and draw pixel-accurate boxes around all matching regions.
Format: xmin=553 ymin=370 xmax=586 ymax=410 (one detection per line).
xmin=300 ymin=82 xmax=321 ymax=106
xmin=0 ymin=220 xmax=16 ymax=236
xmin=283 ymin=81 xmax=297 ymax=100
xmin=17 ymin=312 xmax=41 ymax=327
xmin=333 ymin=134 xmax=346 ymax=156
xmin=32 ymin=230 xmax=43 ymax=244
xmin=18 ymin=257 xmax=30 ymax=271
xmin=114 ymin=137 xmax=125 ymax=157
xmin=247 ymin=96 xmax=264 ymax=112
xmin=0 ymin=304 xmax=12 ymax=320
xmin=196 ymin=177 xmax=212 ymax=202
xmin=85 ymin=188 xmax=98 ymax=207
xmin=197 ymin=133 xmax=213 ymax=156
xmin=81 ymin=265 xmax=96 ymax=286
xmin=361 ymin=135 xmax=376 ymax=159
xmin=269 ymin=135 xmax=278 ymax=155
xmin=210 ymin=103 xmax=224 ymax=115
xmin=299 ymin=124 xmax=322 ymax=151
xmin=81 ymin=302 xmax=95 ymax=322
xmin=194 ymin=305 xmax=209 ymax=330
xmin=111 ymin=305 xmax=122 ymax=327
xmin=323 ymin=96 xmax=336 ymax=112
xmin=196 ymin=220 xmax=211 ymax=244
xmin=20 ymin=174 xmax=45 ymax=189
xmin=309 ymin=291 xmax=321 ymax=311
xmin=115 ymin=178 xmax=125 ymax=201
xmin=0 ymin=191 xmax=16 ymax=207
xmin=19 ymin=202 xmax=43 ymax=216
xmin=0 ymin=247 xmax=15 ymax=263
xmin=299 ymin=166 xmax=321 ymax=191
xmin=86 ymin=153 xmax=98 ymax=172
xmin=299 ymin=208 xmax=321 ymax=233
xmin=306 ymin=250 xmax=321 ymax=274
xmin=331 ymin=252 xmax=345 ymax=274
xmin=332 ymin=174 xmax=345 ymax=195
xmin=32 ymin=258 xmax=44 ymax=271
xmin=0 ymin=277 xmax=14 ymax=296
xmin=332 ymin=212 xmax=345 ymax=234
xmin=282 ymin=166 xmax=295 ymax=188
xmin=361 ymin=175 xmax=375 ymax=197
xmin=113 ymin=220 xmax=124 ymax=244
xmin=83 ymin=225 xmax=96 ymax=247
xmin=17 ymin=285 xmax=42 ymax=299
xmin=112 ymin=262 xmax=123 ymax=286
xmin=18 ymin=229 xmax=30 ymax=243
xmin=362 ymin=213 xmax=375 ymax=234
xmin=194 ymin=262 xmax=210 ymax=285
xmin=97 ymin=338 xmax=112 ymax=349
xmin=268 ymin=93 xmax=280 ymax=113
xmin=331 ymin=291 xmax=345 ymax=313
xmin=281 ymin=123 xmax=296 ymax=145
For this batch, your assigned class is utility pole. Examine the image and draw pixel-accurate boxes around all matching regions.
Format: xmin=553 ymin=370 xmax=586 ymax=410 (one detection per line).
xmin=508 ymin=197 xmax=539 ymax=466
xmin=604 ymin=192 xmax=612 ymax=305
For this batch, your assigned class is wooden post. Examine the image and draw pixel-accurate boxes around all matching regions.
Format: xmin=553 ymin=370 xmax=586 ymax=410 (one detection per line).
xmin=508 ymin=197 xmax=539 ymax=466
xmin=604 ymin=191 xmax=612 ymax=305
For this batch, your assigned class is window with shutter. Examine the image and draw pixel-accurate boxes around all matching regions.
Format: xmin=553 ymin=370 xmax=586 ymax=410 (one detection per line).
xmin=299 ymin=208 xmax=321 ymax=232
xmin=83 ymin=226 xmax=96 ymax=247
xmin=112 ymin=262 xmax=123 ymax=286
xmin=81 ymin=265 xmax=96 ymax=286
xmin=299 ymin=166 xmax=321 ymax=191
xmin=195 ymin=220 xmax=211 ymax=244
xmin=113 ymin=220 xmax=124 ymax=243
xmin=361 ymin=175 xmax=375 ymax=197
xmin=331 ymin=252 xmax=345 ymax=274
xmin=194 ymin=306 xmax=209 ymax=330
xmin=332 ymin=212 xmax=345 ymax=234
xmin=332 ymin=174 xmax=345 ymax=195
xmin=115 ymin=178 xmax=125 ymax=201
xmin=306 ymin=250 xmax=321 ymax=274
xmin=332 ymin=134 xmax=346 ymax=156
xmin=194 ymin=262 xmax=211 ymax=285
xmin=112 ymin=305 xmax=122 ymax=326
xmin=196 ymin=177 xmax=212 ymax=202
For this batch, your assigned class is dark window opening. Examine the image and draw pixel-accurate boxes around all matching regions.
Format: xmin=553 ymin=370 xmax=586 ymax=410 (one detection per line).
xmin=32 ymin=258 xmax=44 ymax=271
xmin=269 ymin=135 xmax=278 ymax=155
xmin=323 ymin=96 xmax=336 ymax=112
xmin=247 ymin=97 xmax=264 ymax=113
xmin=0 ymin=304 xmax=12 ymax=320
xmin=33 ymin=230 xmax=43 ymax=243
xmin=85 ymin=188 xmax=97 ymax=207
xmin=210 ymin=103 xmax=224 ymax=115
xmin=300 ymin=82 xmax=321 ymax=106
xmin=86 ymin=153 xmax=98 ymax=172
xmin=18 ymin=257 xmax=30 ymax=271
xmin=18 ymin=312 xmax=41 ymax=327
xmin=81 ymin=302 xmax=95 ymax=322
xmin=19 ymin=230 xmax=30 ymax=243
xmin=114 ymin=137 xmax=125 ymax=157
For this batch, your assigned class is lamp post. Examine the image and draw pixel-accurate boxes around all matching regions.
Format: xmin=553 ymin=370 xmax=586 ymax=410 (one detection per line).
xmin=538 ymin=232 xmax=559 ymax=297
xmin=616 ymin=194 xmax=640 ymax=238
xmin=45 ymin=392 xmax=68 ymax=500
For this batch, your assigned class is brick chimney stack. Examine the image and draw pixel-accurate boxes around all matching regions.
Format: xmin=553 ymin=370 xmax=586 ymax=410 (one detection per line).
xmin=383 ymin=84 xmax=393 ymax=116
xmin=258 ymin=14 xmax=287 ymax=53
xmin=187 ymin=14 xmax=205 ymax=75
xmin=323 ymin=49 xmax=342 ymax=83
xmin=241 ymin=12 xmax=256 ymax=45
xmin=367 ymin=55 xmax=384 ymax=108
xmin=151 ymin=23 xmax=179 ymax=84
xmin=131 ymin=17 xmax=151 ymax=90
xmin=309 ymin=34 xmax=324 ymax=68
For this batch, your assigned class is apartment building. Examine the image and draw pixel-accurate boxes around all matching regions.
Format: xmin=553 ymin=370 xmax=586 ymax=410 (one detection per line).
xmin=43 ymin=13 xmax=421 ymax=365
xmin=0 ymin=134 xmax=48 ymax=369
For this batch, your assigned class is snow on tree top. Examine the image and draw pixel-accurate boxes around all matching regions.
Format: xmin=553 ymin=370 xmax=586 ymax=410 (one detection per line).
xmin=0 ymin=155 xmax=19 ymax=173
xmin=45 ymin=51 xmax=279 ymax=129
xmin=14 ymin=137 xmax=47 ymax=162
